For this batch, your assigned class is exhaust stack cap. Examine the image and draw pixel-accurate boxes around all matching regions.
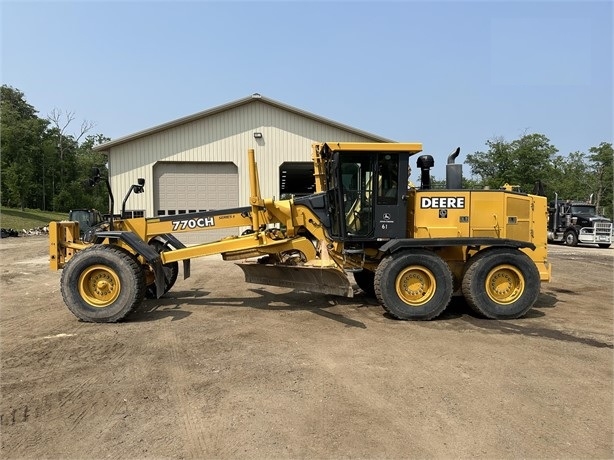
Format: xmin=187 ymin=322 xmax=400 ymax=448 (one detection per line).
xmin=447 ymin=147 xmax=460 ymax=164
xmin=445 ymin=148 xmax=462 ymax=189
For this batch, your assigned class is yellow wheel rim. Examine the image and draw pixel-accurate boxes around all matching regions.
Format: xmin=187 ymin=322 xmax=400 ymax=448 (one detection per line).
xmin=78 ymin=265 xmax=121 ymax=307
xmin=395 ymin=265 xmax=436 ymax=307
xmin=485 ymin=264 xmax=524 ymax=305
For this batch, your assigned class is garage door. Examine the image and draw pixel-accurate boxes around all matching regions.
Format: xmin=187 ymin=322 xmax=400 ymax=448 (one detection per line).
xmin=154 ymin=162 xmax=239 ymax=244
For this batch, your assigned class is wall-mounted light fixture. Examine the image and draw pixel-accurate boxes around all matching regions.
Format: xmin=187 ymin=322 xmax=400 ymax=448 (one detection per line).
xmin=253 ymin=132 xmax=263 ymax=139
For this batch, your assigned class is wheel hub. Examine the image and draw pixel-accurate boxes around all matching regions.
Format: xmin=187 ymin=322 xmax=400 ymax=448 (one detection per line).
xmin=79 ymin=265 xmax=121 ymax=307
xmin=490 ymin=272 xmax=513 ymax=295
xmin=396 ymin=266 xmax=436 ymax=306
xmin=93 ymin=275 xmax=113 ymax=295
xmin=402 ymin=273 xmax=427 ymax=296
xmin=485 ymin=264 xmax=523 ymax=305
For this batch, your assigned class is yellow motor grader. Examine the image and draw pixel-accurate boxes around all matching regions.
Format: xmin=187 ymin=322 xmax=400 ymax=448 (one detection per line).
xmin=49 ymin=142 xmax=551 ymax=322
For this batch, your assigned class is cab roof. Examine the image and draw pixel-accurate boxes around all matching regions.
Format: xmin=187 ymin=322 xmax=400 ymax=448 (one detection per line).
xmin=321 ymin=142 xmax=423 ymax=156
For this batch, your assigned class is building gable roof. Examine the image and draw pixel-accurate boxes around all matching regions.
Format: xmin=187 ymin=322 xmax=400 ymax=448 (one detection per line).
xmin=93 ymin=93 xmax=394 ymax=152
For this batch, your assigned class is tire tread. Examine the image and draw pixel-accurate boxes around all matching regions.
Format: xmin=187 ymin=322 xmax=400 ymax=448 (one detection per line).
xmin=462 ymin=247 xmax=539 ymax=319
xmin=61 ymin=246 xmax=145 ymax=322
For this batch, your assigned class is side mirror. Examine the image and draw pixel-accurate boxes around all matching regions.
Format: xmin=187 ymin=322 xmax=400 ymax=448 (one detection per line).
xmin=135 ymin=178 xmax=145 ymax=194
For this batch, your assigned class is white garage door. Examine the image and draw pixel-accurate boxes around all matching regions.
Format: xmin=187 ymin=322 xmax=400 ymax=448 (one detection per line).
xmin=154 ymin=162 xmax=239 ymax=244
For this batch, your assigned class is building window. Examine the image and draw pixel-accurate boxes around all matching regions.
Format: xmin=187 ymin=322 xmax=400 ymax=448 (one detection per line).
xmin=123 ymin=210 xmax=145 ymax=219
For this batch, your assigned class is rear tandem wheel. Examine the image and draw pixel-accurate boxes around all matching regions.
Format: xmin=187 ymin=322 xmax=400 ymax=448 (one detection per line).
xmin=461 ymin=247 xmax=540 ymax=319
xmin=61 ymin=246 xmax=146 ymax=322
xmin=374 ymin=249 xmax=453 ymax=320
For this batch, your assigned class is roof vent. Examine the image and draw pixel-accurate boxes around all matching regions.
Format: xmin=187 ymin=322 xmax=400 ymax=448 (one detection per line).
xmin=252 ymin=93 xmax=262 ymax=99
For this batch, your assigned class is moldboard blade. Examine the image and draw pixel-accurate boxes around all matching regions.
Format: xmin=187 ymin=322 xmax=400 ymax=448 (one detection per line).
xmin=236 ymin=263 xmax=354 ymax=297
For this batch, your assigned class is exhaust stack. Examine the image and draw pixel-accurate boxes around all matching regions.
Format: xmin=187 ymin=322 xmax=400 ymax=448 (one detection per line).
xmin=446 ymin=147 xmax=462 ymax=189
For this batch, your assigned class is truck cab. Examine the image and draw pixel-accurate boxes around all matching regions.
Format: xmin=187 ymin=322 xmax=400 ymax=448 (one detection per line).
xmin=547 ymin=200 xmax=613 ymax=248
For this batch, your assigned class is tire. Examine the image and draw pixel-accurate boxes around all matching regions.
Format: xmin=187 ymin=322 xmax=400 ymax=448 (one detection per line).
xmin=145 ymin=239 xmax=179 ymax=299
xmin=598 ymin=243 xmax=611 ymax=249
xmin=374 ymin=249 xmax=453 ymax=320
xmin=564 ymin=230 xmax=578 ymax=246
xmin=353 ymin=269 xmax=376 ymax=297
xmin=462 ymin=247 xmax=540 ymax=319
xmin=61 ymin=246 xmax=146 ymax=322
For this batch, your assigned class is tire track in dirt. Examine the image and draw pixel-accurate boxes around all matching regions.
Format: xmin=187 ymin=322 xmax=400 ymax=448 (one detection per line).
xmin=1 ymin=269 xmax=63 ymax=338
xmin=159 ymin=324 xmax=209 ymax=458
xmin=1 ymin=378 xmax=131 ymax=459
xmin=1 ymin=323 xmax=128 ymax=431
xmin=1 ymin=314 xmax=86 ymax=356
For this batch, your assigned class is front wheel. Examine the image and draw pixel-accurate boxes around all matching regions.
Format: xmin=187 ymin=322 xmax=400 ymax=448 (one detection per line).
xmin=61 ymin=246 xmax=146 ymax=322
xmin=598 ymin=243 xmax=611 ymax=249
xmin=374 ymin=250 xmax=453 ymax=320
xmin=462 ymin=248 xmax=540 ymax=319
xmin=564 ymin=230 xmax=578 ymax=246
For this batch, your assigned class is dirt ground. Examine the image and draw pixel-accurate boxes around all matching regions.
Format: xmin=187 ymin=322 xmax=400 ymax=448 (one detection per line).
xmin=1 ymin=235 xmax=612 ymax=459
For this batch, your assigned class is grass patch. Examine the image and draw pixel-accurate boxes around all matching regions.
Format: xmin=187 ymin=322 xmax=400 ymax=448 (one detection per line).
xmin=1 ymin=207 xmax=66 ymax=230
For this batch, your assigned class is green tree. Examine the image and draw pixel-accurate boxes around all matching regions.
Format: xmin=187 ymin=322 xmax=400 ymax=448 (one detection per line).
xmin=547 ymin=151 xmax=594 ymax=202
xmin=466 ymin=133 xmax=558 ymax=193
xmin=1 ymin=85 xmax=110 ymax=213
xmin=46 ymin=109 xmax=96 ymax=211
xmin=588 ymin=142 xmax=613 ymax=219
xmin=75 ymin=134 xmax=111 ymax=213
xmin=48 ymin=133 xmax=110 ymax=213
xmin=464 ymin=136 xmax=513 ymax=188
xmin=0 ymin=85 xmax=49 ymax=210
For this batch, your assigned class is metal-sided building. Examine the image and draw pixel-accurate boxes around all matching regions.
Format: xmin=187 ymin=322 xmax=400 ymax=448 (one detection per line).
xmin=94 ymin=93 xmax=392 ymax=243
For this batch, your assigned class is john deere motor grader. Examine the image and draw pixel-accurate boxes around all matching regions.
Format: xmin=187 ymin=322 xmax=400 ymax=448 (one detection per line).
xmin=49 ymin=142 xmax=551 ymax=322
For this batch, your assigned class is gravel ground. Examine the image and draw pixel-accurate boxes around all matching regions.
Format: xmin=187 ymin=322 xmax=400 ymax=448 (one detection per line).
xmin=1 ymin=236 xmax=612 ymax=459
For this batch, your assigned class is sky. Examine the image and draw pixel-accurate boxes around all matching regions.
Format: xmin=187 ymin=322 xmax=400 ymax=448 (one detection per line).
xmin=1 ymin=0 xmax=612 ymax=179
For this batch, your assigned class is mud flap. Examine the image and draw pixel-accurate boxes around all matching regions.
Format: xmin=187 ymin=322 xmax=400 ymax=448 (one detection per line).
xmin=236 ymin=263 xmax=354 ymax=298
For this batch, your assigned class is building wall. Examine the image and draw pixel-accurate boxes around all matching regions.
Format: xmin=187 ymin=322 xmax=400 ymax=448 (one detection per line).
xmin=107 ymin=101 xmax=380 ymax=217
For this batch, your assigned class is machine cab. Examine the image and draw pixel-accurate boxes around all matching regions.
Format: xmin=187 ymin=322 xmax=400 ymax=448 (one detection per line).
xmin=323 ymin=143 xmax=422 ymax=242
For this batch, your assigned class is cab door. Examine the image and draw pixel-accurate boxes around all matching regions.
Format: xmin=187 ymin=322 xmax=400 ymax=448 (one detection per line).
xmin=373 ymin=153 xmax=408 ymax=240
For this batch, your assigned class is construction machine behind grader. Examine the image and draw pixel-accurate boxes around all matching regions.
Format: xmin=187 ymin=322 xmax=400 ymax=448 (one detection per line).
xmin=50 ymin=142 xmax=551 ymax=322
